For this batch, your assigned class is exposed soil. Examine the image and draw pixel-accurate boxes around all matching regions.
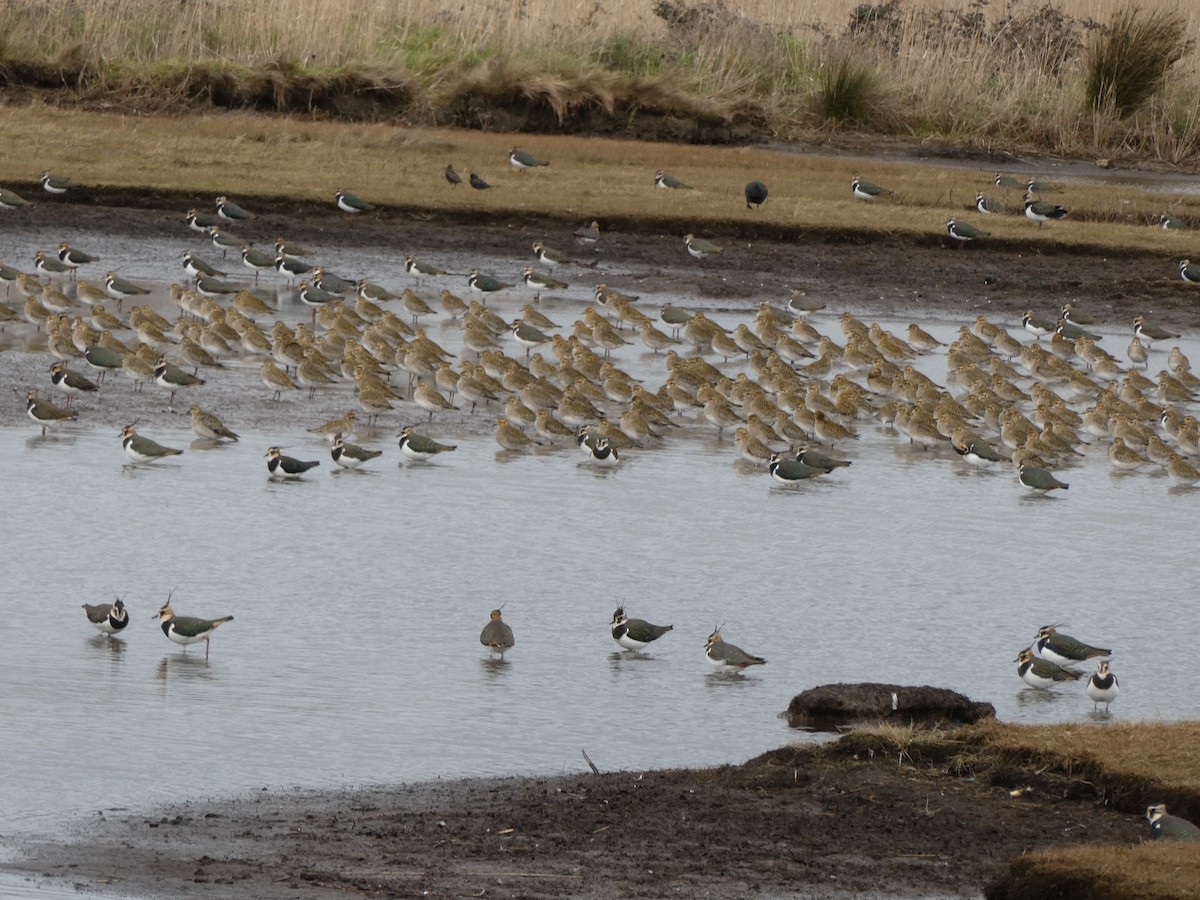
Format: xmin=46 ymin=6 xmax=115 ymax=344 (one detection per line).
xmin=2 ymin=733 xmax=1146 ymax=900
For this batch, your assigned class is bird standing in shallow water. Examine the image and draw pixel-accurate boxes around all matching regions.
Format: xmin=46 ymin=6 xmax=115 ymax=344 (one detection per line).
xmin=83 ymin=597 xmax=128 ymax=636
xmin=121 ymin=425 xmax=183 ymax=463
xmin=264 ymin=446 xmax=320 ymax=478
xmin=154 ymin=599 xmax=233 ymax=661
xmin=705 ymin=626 xmax=766 ymax=672
xmin=1014 ymin=648 xmax=1080 ymax=689
xmin=611 ymin=607 xmax=673 ymax=652
xmin=480 ymin=608 xmax=514 ymax=656
xmin=1087 ymin=660 xmax=1119 ymax=712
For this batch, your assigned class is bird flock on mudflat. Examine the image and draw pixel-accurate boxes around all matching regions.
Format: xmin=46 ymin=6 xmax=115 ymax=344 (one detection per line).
xmin=5 ymin=152 xmax=1199 ymax=500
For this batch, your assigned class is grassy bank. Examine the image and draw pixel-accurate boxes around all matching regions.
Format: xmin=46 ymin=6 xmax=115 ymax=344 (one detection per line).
xmin=1 ymin=104 xmax=1198 ymax=261
xmin=2 ymin=1 xmax=1200 ymax=164
xmin=763 ymin=720 xmax=1200 ymax=900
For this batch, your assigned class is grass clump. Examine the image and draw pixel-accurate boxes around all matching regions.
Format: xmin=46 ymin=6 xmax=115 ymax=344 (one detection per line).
xmin=1085 ymin=6 xmax=1191 ymax=116
xmin=815 ymin=46 xmax=879 ymax=123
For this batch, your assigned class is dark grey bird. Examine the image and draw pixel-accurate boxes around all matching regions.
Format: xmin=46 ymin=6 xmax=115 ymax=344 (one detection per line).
xmin=445 ymin=165 xmax=463 ymax=187
xmin=469 ymin=173 xmax=492 ymax=190
xmin=744 ymin=181 xmax=768 ymax=209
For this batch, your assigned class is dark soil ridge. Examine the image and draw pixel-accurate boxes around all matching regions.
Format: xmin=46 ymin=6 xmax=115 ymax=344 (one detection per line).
xmin=3 ymin=727 xmax=1192 ymax=900
xmin=0 ymin=61 xmax=768 ymax=145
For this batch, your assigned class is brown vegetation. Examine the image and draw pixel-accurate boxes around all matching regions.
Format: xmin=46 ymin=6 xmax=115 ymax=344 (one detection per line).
xmin=2 ymin=2 xmax=1200 ymax=163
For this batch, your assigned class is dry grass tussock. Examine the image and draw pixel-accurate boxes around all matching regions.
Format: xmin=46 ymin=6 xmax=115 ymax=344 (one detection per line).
xmin=1003 ymin=842 xmax=1200 ymax=900
xmin=2 ymin=2 xmax=1200 ymax=162
xmin=3 ymin=103 xmax=1200 ymax=257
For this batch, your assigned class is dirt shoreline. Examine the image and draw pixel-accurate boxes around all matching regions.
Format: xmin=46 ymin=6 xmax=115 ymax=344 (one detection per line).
xmin=0 ymin=734 xmax=1147 ymax=900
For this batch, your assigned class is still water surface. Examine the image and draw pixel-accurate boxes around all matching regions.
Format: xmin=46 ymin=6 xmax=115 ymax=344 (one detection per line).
xmin=1 ymin=218 xmax=1198 ymax=899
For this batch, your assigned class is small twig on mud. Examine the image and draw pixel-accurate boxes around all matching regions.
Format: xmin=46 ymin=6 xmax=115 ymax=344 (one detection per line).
xmin=582 ymin=749 xmax=601 ymax=775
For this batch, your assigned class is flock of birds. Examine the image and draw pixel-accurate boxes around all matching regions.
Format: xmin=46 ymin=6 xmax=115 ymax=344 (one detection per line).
xmin=1014 ymin=624 xmax=1118 ymax=710
xmin=80 ymin=590 xmax=1199 ymax=844
xmin=5 ymin=156 xmax=1199 ymax=496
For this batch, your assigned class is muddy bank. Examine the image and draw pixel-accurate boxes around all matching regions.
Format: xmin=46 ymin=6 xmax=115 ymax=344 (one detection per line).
xmin=1 ymin=732 xmax=1145 ymax=900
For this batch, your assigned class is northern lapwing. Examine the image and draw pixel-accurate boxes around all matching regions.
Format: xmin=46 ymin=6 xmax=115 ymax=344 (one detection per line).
xmin=1055 ymin=319 xmax=1100 ymax=341
xmin=480 ymin=607 xmax=514 ymax=656
xmin=1023 ymin=193 xmax=1068 ymax=227
xmin=0 ymin=187 xmax=32 ymax=209
xmin=468 ymin=270 xmax=513 ymax=298
xmin=1160 ymin=213 xmax=1187 ymax=230
xmin=274 ymin=252 xmax=312 ymax=282
xmin=1133 ymin=314 xmax=1179 ymax=345
xmin=994 ymin=173 xmax=1024 ymax=189
xmin=215 ymin=196 xmax=254 ymax=221
xmin=236 ymin=244 xmax=273 ymax=283
xmin=511 ymin=318 xmax=552 ymax=356
xmin=574 ymin=220 xmax=601 ymax=247
xmin=768 ymin=452 xmax=825 ymax=484
xmin=953 ymin=436 xmax=1007 ymax=466
xmin=1179 ymin=259 xmax=1200 ymax=284
xmin=684 ymin=234 xmax=722 ymax=263
xmin=404 ymin=256 xmax=447 ymax=281
xmin=1022 ymin=310 xmax=1057 ymax=339
xmin=189 ymin=405 xmax=239 ymax=442
xmin=193 ymin=273 xmax=238 ymax=298
xmin=297 ymin=281 xmax=337 ymax=323
xmin=264 ymin=446 xmax=320 ymax=478
xmin=154 ymin=598 xmax=233 ymax=661
xmin=521 ymin=267 xmax=568 ymax=300
xmin=154 ymin=356 xmax=205 ymax=404
xmin=83 ymin=344 xmax=124 ymax=383
xmin=975 ymin=192 xmax=1003 ymax=214
xmin=274 ymin=236 xmax=309 ymax=259
xmin=1060 ymin=303 xmax=1104 ymax=326
xmin=120 ymin=424 xmax=183 ymax=463
xmin=610 ymin=607 xmax=672 ymax=651
xmin=509 ymin=148 xmax=549 ymax=171
xmin=1032 ymin=625 xmax=1110 ymax=667
xmin=103 ymin=271 xmax=151 ymax=309
xmin=182 ymin=251 xmax=226 ymax=279
xmin=207 ymin=226 xmax=242 ymax=258
xmin=1146 ymin=804 xmax=1200 ymax=842
xmin=41 ymin=171 xmax=73 ymax=194
xmin=186 ymin=208 xmax=221 ymax=232
xmin=583 ymin=435 xmax=620 ymax=466
xmin=1087 ymin=660 xmax=1119 ymax=713
xmin=787 ymin=291 xmax=825 ymax=317
xmin=83 ymin=597 xmax=129 ymax=636
xmin=26 ymin=388 xmax=77 ymax=434
xmin=794 ymin=444 xmax=851 ymax=472
xmin=744 ymin=180 xmax=768 ymax=209
xmin=1018 ymin=462 xmax=1068 ymax=492
xmin=469 ymin=172 xmax=492 ymax=190
xmin=1026 ymin=177 xmax=1060 ymax=194
xmin=398 ymin=425 xmax=457 ymax=461
xmin=851 ymin=175 xmax=891 ymax=201
xmin=1014 ymin=648 xmax=1080 ymax=689
xmin=444 ymin=164 xmax=463 ymax=187
xmin=655 ymin=169 xmax=690 ymax=189
xmin=335 ymin=189 xmax=373 ymax=215
xmin=331 ymin=434 xmax=383 ymax=469
xmin=946 ymin=218 xmax=990 ymax=247
xmin=704 ymin=626 xmax=766 ymax=672
xmin=49 ymin=361 xmax=98 ymax=406
xmin=532 ymin=241 xmax=582 ymax=269
xmin=34 ymin=251 xmax=73 ymax=276
xmin=57 ymin=242 xmax=99 ymax=277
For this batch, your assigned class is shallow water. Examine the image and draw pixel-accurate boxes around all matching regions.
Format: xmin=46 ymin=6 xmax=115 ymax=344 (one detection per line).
xmin=2 ymin=216 xmax=1199 ymax=898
